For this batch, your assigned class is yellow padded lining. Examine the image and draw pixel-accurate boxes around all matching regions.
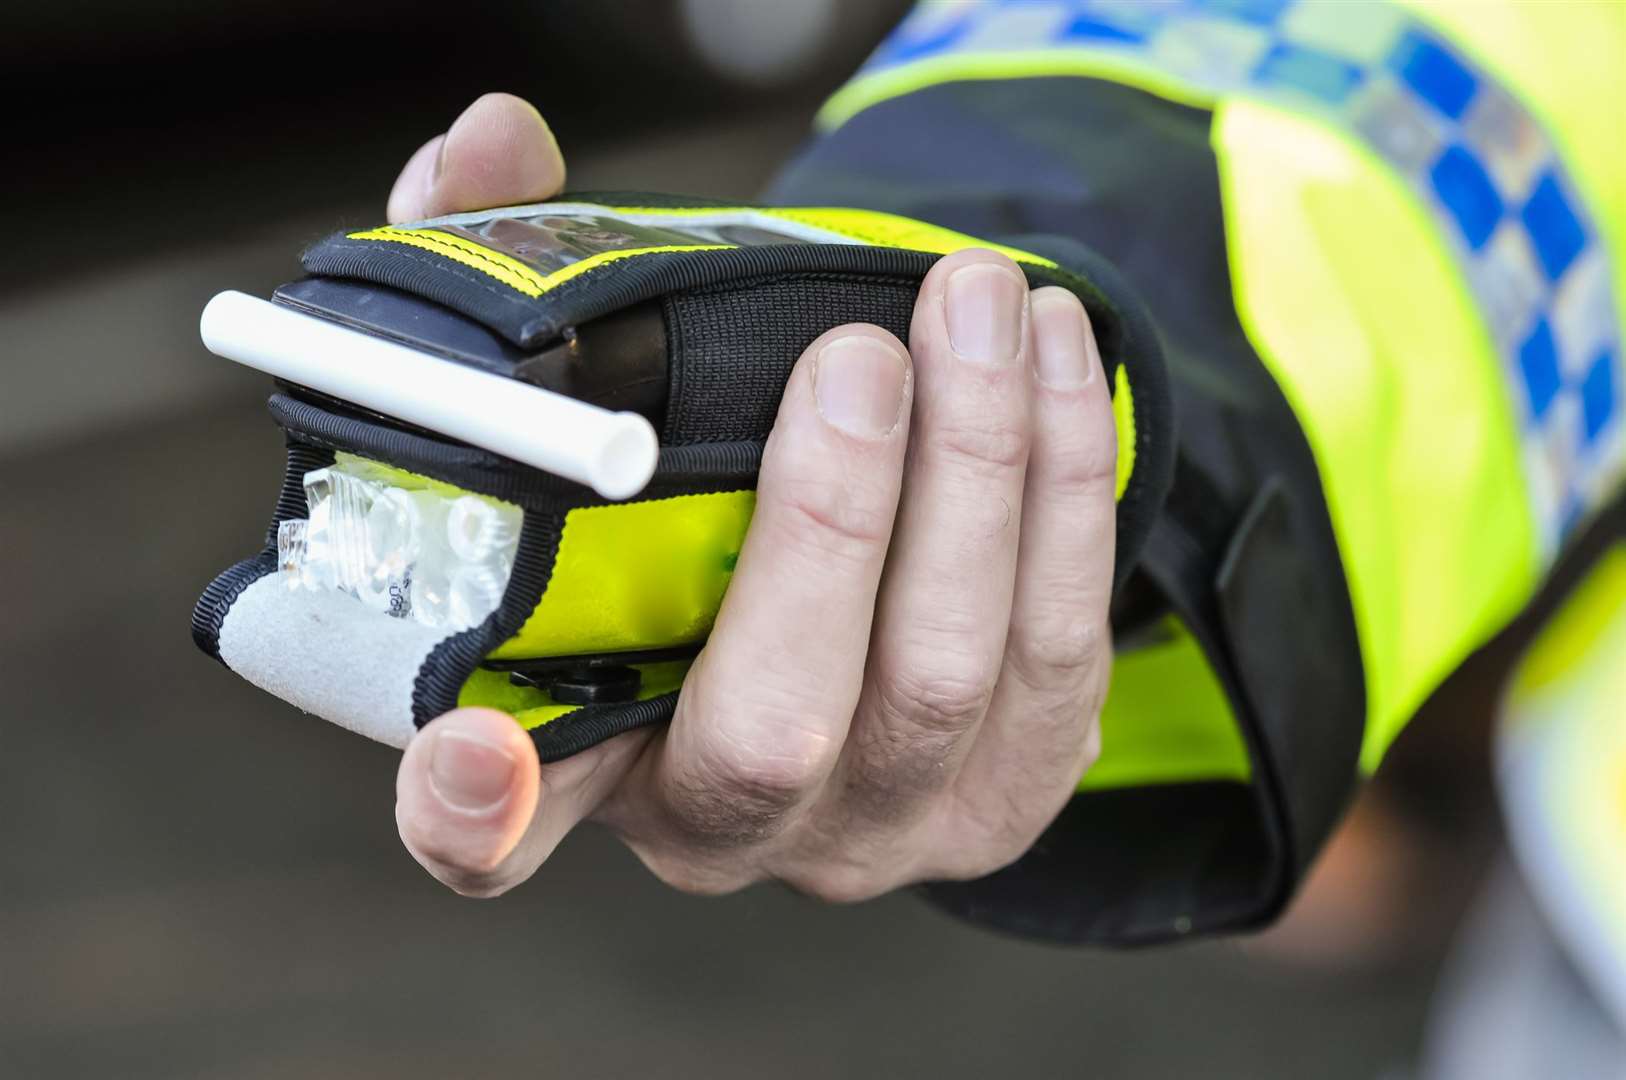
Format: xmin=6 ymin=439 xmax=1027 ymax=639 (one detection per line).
xmin=487 ymin=491 xmax=756 ymax=662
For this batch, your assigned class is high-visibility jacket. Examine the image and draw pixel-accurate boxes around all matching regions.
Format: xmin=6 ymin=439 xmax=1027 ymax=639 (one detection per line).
xmin=767 ymin=0 xmax=1625 ymax=944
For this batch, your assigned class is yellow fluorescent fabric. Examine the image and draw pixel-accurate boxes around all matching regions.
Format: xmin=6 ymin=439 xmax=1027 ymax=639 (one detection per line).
xmin=1214 ymin=100 xmax=1540 ymax=771
xmin=459 ymin=660 xmax=692 ymax=730
xmin=488 ymin=490 xmax=757 ymax=661
xmin=1080 ymin=619 xmax=1251 ymax=792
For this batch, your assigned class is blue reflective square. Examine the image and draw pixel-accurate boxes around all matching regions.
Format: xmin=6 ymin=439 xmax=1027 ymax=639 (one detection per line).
xmin=1193 ymin=0 xmax=1291 ymax=25
xmin=1430 ymin=145 xmax=1502 ymax=250
xmin=1060 ymin=13 xmax=1149 ymax=45
xmin=1253 ymin=43 xmax=1364 ymax=104
xmin=1518 ymin=319 xmax=1562 ymax=420
xmin=1521 ymin=172 xmax=1588 ymax=282
xmin=1580 ymin=348 xmax=1617 ymax=444
xmin=1389 ymin=31 xmax=1478 ymax=119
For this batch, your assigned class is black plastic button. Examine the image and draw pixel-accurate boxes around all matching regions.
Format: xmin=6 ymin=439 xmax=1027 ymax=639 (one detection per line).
xmin=510 ymin=663 xmax=642 ymax=705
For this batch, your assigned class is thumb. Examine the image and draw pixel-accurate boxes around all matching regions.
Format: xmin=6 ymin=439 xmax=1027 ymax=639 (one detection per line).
xmin=395 ymin=707 xmax=641 ymax=897
xmin=387 ymin=92 xmax=566 ymax=223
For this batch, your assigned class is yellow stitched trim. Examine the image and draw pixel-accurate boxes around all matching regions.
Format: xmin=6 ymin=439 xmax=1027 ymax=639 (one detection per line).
xmin=346 ymin=227 xmax=552 ymax=294
xmin=514 ymin=242 xmax=734 ymax=294
xmin=346 ymin=226 xmax=732 ymax=297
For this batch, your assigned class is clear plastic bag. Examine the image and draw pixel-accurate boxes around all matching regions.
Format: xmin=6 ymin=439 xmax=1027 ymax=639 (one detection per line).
xmin=278 ymin=458 xmax=522 ymax=631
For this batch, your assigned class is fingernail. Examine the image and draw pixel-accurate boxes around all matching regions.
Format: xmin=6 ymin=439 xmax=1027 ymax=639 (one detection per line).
xmin=813 ymin=336 xmax=909 ymax=439
xmin=945 ymin=263 xmax=1026 ymax=366
xmin=1032 ymin=291 xmax=1098 ymax=389
xmin=428 ymin=729 xmax=516 ymax=812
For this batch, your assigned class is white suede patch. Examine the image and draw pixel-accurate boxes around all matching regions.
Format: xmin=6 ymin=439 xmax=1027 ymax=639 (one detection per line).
xmin=217 ymin=575 xmax=454 ymax=749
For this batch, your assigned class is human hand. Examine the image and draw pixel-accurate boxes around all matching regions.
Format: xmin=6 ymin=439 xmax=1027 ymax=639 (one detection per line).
xmin=390 ymin=93 xmax=1116 ymax=902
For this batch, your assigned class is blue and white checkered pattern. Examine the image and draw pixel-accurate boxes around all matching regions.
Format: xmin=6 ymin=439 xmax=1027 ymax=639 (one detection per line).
xmin=854 ymin=0 xmax=1624 ymax=553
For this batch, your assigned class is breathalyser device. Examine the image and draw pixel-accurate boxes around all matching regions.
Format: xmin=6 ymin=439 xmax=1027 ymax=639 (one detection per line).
xmin=193 ymin=196 xmax=1170 ymax=760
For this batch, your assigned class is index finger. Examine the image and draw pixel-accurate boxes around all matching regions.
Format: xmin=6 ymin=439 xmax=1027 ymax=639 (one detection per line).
xmin=604 ymin=324 xmax=914 ymax=868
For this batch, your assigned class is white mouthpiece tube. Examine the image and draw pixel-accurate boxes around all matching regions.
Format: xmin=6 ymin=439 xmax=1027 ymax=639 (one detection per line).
xmin=199 ymin=290 xmax=659 ymax=499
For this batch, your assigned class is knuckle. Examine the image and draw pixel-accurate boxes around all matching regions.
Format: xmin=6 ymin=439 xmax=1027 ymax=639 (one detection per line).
xmin=710 ymin=748 xmax=820 ymax=812
xmin=667 ymin=726 xmax=829 ymax=846
xmin=1042 ymin=431 xmax=1117 ymax=494
xmin=876 ymin=664 xmax=994 ymax=739
xmin=931 ymin=416 xmax=1031 ymax=475
xmin=1005 ymin=615 xmax=1107 ymax=686
xmin=771 ymin=468 xmax=895 ymax=556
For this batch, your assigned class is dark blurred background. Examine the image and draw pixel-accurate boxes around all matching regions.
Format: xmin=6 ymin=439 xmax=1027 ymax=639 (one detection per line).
xmin=0 ymin=2 xmax=1505 ymax=1076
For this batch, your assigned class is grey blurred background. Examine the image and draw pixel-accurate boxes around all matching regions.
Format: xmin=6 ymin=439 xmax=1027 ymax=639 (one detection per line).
xmin=0 ymin=2 xmax=1502 ymax=1076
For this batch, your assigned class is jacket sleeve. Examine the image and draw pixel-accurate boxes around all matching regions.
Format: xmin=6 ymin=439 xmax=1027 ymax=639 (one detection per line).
xmin=764 ymin=3 xmax=1626 ymax=945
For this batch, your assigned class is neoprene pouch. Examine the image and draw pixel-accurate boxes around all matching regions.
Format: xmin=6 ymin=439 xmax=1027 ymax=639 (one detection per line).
xmin=192 ymin=195 xmax=1172 ymax=760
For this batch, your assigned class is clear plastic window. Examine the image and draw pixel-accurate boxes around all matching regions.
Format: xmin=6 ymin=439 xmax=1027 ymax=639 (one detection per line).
xmin=278 ymin=453 xmax=521 ymax=632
